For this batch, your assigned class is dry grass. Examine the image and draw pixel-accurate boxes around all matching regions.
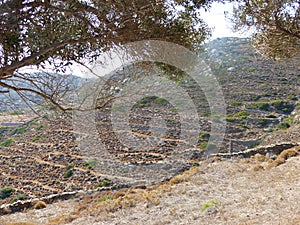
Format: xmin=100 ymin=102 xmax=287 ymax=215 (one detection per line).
xmin=4 ymin=223 xmax=36 ymax=225
xmin=42 ymin=166 xmax=200 ymax=224
xmin=266 ymin=146 xmax=300 ymax=169
xmin=33 ymin=201 xmax=47 ymax=210
xmin=2 ymin=154 xmax=300 ymax=225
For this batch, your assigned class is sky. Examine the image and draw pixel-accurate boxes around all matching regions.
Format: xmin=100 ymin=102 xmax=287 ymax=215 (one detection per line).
xmin=200 ymin=2 xmax=251 ymax=40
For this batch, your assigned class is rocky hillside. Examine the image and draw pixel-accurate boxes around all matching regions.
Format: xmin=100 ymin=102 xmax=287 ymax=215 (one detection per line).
xmin=203 ymin=37 xmax=300 ymax=151
xmin=0 ymin=37 xmax=299 ymax=216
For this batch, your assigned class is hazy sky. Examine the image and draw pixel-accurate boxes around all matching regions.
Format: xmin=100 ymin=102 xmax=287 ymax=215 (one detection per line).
xmin=200 ymin=2 xmax=251 ymax=40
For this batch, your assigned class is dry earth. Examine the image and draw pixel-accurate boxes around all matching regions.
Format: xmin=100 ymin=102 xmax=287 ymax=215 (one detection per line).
xmin=1 ymin=153 xmax=300 ymax=225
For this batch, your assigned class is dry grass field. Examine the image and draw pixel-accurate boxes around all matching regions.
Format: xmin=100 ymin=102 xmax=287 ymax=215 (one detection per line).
xmin=1 ymin=152 xmax=300 ymax=225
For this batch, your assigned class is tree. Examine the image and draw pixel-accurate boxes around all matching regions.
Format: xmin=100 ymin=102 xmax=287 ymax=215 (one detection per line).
xmin=0 ymin=0 xmax=216 ymax=110
xmin=231 ymin=0 xmax=300 ymax=60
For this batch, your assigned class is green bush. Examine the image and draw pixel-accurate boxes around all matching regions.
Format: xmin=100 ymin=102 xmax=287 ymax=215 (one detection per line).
xmin=132 ymin=96 xmax=169 ymax=108
xmin=234 ymin=111 xmax=250 ymax=119
xmin=100 ymin=180 xmax=111 ymax=187
xmin=278 ymin=122 xmax=291 ymax=130
xmin=199 ymin=142 xmax=208 ymax=150
xmin=84 ymin=159 xmax=97 ymax=169
xmin=270 ymin=100 xmax=294 ymax=113
xmin=200 ymin=199 xmax=218 ymax=211
xmin=199 ymin=142 xmax=217 ymax=151
xmin=99 ymin=196 xmax=113 ymax=202
xmin=231 ymin=100 xmax=243 ymax=106
xmin=9 ymin=110 xmax=23 ymax=115
xmin=199 ymin=132 xmax=210 ymax=140
xmin=0 ymin=186 xmax=14 ymax=199
xmin=64 ymin=164 xmax=74 ymax=178
xmin=0 ymin=138 xmax=14 ymax=147
xmin=226 ymin=117 xmax=235 ymax=122
xmin=254 ymin=102 xmax=270 ymax=111
xmin=278 ymin=116 xmax=295 ymax=130
xmin=258 ymin=119 xmax=268 ymax=126
xmin=10 ymin=126 xmax=27 ymax=135
xmin=10 ymin=194 xmax=25 ymax=203
xmin=36 ymin=124 xmax=45 ymax=131
xmin=266 ymin=114 xmax=277 ymax=118
xmin=32 ymin=135 xmax=41 ymax=142
xmin=154 ymin=97 xmax=169 ymax=106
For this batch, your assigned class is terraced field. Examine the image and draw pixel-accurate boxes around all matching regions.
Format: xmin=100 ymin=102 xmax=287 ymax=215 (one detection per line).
xmin=0 ymin=37 xmax=299 ymax=212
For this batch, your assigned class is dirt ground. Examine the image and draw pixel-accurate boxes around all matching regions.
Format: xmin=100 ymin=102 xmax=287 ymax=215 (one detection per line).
xmin=1 ymin=154 xmax=300 ymax=225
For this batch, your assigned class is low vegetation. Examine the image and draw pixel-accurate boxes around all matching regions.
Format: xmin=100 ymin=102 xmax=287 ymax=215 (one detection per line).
xmin=10 ymin=194 xmax=25 ymax=204
xmin=10 ymin=126 xmax=27 ymax=135
xmin=0 ymin=138 xmax=14 ymax=147
xmin=200 ymin=199 xmax=219 ymax=211
xmin=278 ymin=115 xmax=295 ymax=130
xmin=233 ymin=111 xmax=250 ymax=119
xmin=0 ymin=186 xmax=14 ymax=199
xmin=266 ymin=146 xmax=300 ymax=169
xmin=63 ymin=165 xmax=74 ymax=179
xmin=84 ymin=159 xmax=98 ymax=170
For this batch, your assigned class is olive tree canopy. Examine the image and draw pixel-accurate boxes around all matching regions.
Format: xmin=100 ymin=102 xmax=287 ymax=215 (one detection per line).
xmin=0 ymin=0 xmax=215 ymax=110
xmin=231 ymin=0 xmax=299 ymax=59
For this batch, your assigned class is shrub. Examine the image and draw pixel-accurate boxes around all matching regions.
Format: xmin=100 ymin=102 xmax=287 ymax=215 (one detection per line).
xmin=266 ymin=114 xmax=277 ymax=118
xmin=258 ymin=119 xmax=268 ymax=126
xmin=84 ymin=159 xmax=97 ymax=169
xmin=154 ymin=97 xmax=169 ymax=106
xmin=32 ymin=135 xmax=41 ymax=142
xmin=199 ymin=142 xmax=217 ymax=151
xmin=254 ymin=102 xmax=270 ymax=111
xmin=36 ymin=124 xmax=45 ymax=131
xmin=100 ymin=180 xmax=111 ymax=187
xmin=10 ymin=126 xmax=27 ymax=135
xmin=9 ymin=110 xmax=23 ymax=115
xmin=278 ymin=115 xmax=295 ymax=130
xmin=226 ymin=117 xmax=235 ymax=122
xmin=200 ymin=199 xmax=219 ymax=211
xmin=99 ymin=196 xmax=113 ymax=202
xmin=132 ymin=96 xmax=169 ymax=109
xmin=230 ymin=100 xmax=243 ymax=106
xmin=64 ymin=164 xmax=74 ymax=178
xmin=199 ymin=142 xmax=208 ymax=150
xmin=266 ymin=147 xmax=299 ymax=169
xmin=234 ymin=111 xmax=250 ymax=119
xmin=10 ymin=194 xmax=25 ymax=204
xmin=199 ymin=132 xmax=210 ymax=140
xmin=33 ymin=200 xmax=47 ymax=209
xmin=270 ymin=100 xmax=294 ymax=113
xmin=0 ymin=186 xmax=14 ymax=199
xmin=0 ymin=138 xmax=14 ymax=147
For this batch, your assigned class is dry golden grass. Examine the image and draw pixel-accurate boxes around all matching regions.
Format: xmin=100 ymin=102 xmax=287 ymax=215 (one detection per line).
xmin=33 ymin=201 xmax=47 ymax=210
xmin=4 ymin=154 xmax=300 ymax=224
xmin=251 ymin=153 xmax=270 ymax=163
xmin=43 ymin=165 xmax=200 ymax=224
xmin=266 ymin=146 xmax=300 ymax=169
xmin=4 ymin=223 xmax=36 ymax=225
xmin=47 ymin=214 xmax=79 ymax=225
xmin=252 ymin=164 xmax=264 ymax=171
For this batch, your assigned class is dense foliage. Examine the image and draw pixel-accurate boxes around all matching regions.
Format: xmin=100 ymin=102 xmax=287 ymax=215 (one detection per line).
xmin=0 ymin=0 xmax=217 ymax=109
xmin=231 ymin=0 xmax=299 ymax=59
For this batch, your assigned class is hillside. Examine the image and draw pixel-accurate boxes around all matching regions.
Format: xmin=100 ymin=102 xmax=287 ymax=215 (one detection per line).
xmin=0 ymin=37 xmax=300 ymax=224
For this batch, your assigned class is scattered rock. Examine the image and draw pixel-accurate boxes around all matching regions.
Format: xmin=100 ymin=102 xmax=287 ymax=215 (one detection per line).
xmin=206 ymin=206 xmax=218 ymax=216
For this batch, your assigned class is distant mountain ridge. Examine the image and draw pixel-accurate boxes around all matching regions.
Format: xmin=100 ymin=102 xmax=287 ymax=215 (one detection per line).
xmin=0 ymin=72 xmax=84 ymax=111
